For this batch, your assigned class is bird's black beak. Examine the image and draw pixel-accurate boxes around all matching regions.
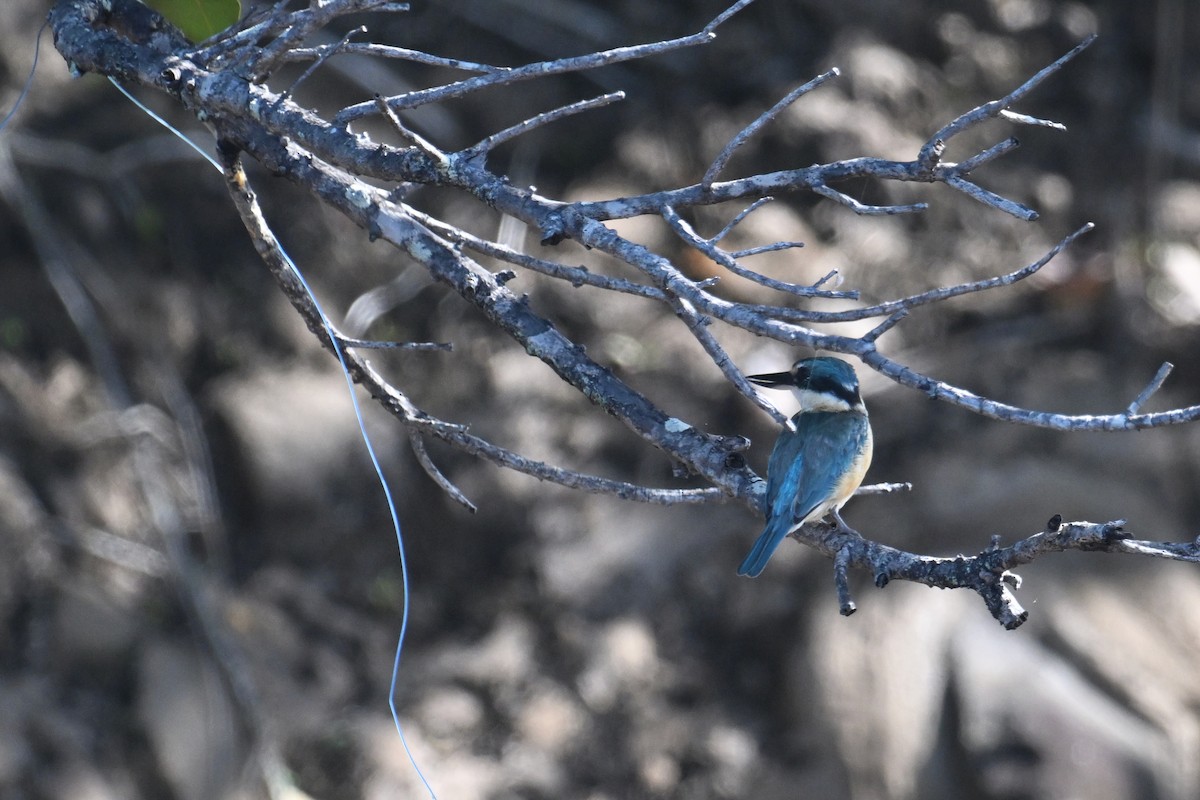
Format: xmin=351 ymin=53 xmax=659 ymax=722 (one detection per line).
xmin=748 ymin=371 xmax=792 ymax=388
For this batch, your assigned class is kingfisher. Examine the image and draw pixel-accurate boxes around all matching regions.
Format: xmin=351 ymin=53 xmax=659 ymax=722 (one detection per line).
xmin=737 ymin=357 xmax=873 ymax=578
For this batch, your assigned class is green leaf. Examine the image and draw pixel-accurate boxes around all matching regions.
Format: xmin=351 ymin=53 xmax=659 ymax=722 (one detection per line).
xmin=143 ymin=0 xmax=241 ymax=43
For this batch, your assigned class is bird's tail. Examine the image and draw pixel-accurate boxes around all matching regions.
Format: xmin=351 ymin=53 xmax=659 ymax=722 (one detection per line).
xmin=736 ymin=518 xmax=791 ymax=578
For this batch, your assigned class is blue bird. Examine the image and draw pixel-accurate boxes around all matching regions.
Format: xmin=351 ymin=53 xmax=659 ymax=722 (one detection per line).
xmin=738 ymin=357 xmax=873 ymax=578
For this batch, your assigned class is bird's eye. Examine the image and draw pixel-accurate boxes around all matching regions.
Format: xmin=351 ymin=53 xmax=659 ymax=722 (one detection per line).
xmin=794 ymin=365 xmax=809 ymax=383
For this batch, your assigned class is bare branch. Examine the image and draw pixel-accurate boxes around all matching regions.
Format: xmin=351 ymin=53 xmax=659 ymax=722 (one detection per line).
xmin=727 ymin=241 xmax=805 ymax=258
xmin=740 ymin=223 xmax=1094 ymax=325
xmin=247 ymin=0 xmax=409 ymax=80
xmin=373 ymin=93 xmax=447 ymax=165
xmin=661 ymin=205 xmax=857 ymax=300
xmin=862 ymin=310 xmax=907 ymax=343
xmin=811 ymin=269 xmax=843 ymax=289
xmin=406 ymin=206 xmax=668 ymax=300
xmin=859 ymin=347 xmax=1200 ymax=431
xmin=812 ymin=182 xmax=929 ymax=216
xmin=710 ymin=197 xmax=773 ymax=244
xmin=702 ymin=68 xmax=840 ymax=189
xmin=219 ymin=150 xmax=757 ymax=506
xmin=999 ymin=109 xmax=1066 ymax=130
xmin=944 ymin=175 xmax=1039 ymax=220
xmin=790 ymin=516 xmax=1200 ymax=629
xmin=1117 ymin=536 xmax=1200 ymax=562
xmin=950 ymin=136 xmax=1022 ymax=173
xmin=47 ymin=0 xmax=1200 ymax=633
xmin=277 ymin=25 xmax=364 ymax=102
xmin=662 ymin=289 xmax=794 ymax=429
xmin=1126 ymin=362 xmax=1175 ymax=415
xmin=337 ymin=336 xmax=453 ymax=351
xmin=408 ymin=430 xmax=477 ymax=513
xmin=333 ymin=0 xmax=751 ymax=123
xmin=917 ymin=34 xmax=1096 ymax=166
xmin=282 ymin=42 xmax=507 ymax=74
xmin=856 ymin=481 xmax=913 ymax=496
xmin=833 ymin=544 xmax=856 ymax=616
xmin=194 ymin=1 xmax=294 ymax=64
xmin=703 ymin=0 xmax=758 ymax=33
xmin=463 ymin=91 xmax=625 ymax=162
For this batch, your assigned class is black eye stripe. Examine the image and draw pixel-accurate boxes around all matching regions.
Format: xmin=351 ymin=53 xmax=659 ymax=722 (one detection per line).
xmin=805 ymin=372 xmax=860 ymax=406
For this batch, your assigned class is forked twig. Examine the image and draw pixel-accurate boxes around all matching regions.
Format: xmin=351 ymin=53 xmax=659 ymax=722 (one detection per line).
xmin=333 ymin=0 xmax=755 ymax=123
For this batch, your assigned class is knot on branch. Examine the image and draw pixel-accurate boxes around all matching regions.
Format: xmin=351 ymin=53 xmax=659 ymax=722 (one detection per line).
xmin=1075 ymin=519 xmax=1130 ymax=551
xmin=917 ymin=138 xmax=946 ymax=173
xmin=539 ymin=214 xmax=567 ymax=246
xmin=688 ymin=432 xmax=751 ymax=471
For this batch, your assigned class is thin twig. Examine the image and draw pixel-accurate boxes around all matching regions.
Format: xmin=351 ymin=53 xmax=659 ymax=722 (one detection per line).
xmin=702 ymin=68 xmax=840 ymax=189
xmin=194 ymin=0 xmax=295 ymax=65
xmin=334 ymin=0 xmax=749 ymax=123
xmin=408 ymin=430 xmax=477 ymax=513
xmin=812 ymin=269 xmax=842 ymax=289
xmin=918 ymin=35 xmax=1096 ymax=166
xmin=1126 ymin=362 xmax=1174 ymax=415
xmin=856 ymin=481 xmax=913 ymax=496
xmin=858 ymin=346 xmax=1200 ymax=431
xmin=944 ymin=175 xmax=1038 ymax=220
xmin=728 ymin=241 xmax=805 ymax=258
xmin=833 ymin=545 xmax=856 ymax=616
xmin=950 ymin=137 xmax=1021 ymax=173
xmin=998 ymin=109 xmax=1066 ymax=130
xmin=703 ymin=0 xmax=757 ymax=33
xmin=277 ymin=25 xmax=364 ymax=103
xmin=407 ymin=206 xmax=667 ymax=300
xmin=373 ymin=93 xmax=446 ymax=164
xmin=338 ymin=336 xmax=453 ymax=351
xmin=247 ymin=0 xmax=410 ymax=80
xmin=660 ymin=287 xmax=794 ymax=428
xmin=463 ymin=91 xmax=625 ymax=162
xmin=282 ymin=42 xmax=506 ymax=74
xmin=661 ymin=205 xmax=858 ymax=299
xmin=711 ymin=197 xmax=773 ymax=244
xmin=735 ymin=224 xmax=1095 ymax=324
xmin=812 ymin=182 xmax=929 ymax=216
xmin=862 ymin=311 xmax=907 ymax=343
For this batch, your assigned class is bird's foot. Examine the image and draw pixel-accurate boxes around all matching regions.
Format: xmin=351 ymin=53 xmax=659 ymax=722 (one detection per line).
xmin=831 ymin=509 xmax=860 ymax=536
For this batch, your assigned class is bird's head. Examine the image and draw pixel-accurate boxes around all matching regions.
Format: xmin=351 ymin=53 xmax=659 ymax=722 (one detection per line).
xmin=748 ymin=356 xmax=865 ymax=413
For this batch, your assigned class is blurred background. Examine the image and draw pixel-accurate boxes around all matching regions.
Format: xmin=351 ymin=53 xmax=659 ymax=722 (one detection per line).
xmin=3 ymin=0 xmax=1200 ymax=798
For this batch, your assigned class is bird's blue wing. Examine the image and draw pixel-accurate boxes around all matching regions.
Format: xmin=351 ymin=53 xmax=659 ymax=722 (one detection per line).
xmin=737 ymin=426 xmax=824 ymax=578
xmin=780 ymin=413 xmax=866 ymax=521
xmin=737 ymin=413 xmax=868 ymax=577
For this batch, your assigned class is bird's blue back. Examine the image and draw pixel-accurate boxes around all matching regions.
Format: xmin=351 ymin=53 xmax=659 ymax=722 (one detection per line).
xmin=738 ymin=410 xmax=870 ymax=577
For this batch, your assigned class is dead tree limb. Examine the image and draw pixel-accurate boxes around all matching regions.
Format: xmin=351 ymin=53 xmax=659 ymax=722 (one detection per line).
xmin=47 ymin=0 xmax=1200 ymax=626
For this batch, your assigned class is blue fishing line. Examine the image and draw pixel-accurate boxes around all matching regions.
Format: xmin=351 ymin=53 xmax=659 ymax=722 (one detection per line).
xmin=110 ymin=78 xmax=436 ymax=798
xmin=0 ymin=19 xmax=49 ymax=134
xmin=272 ymin=226 xmax=438 ymax=800
xmin=107 ymin=78 xmax=223 ymax=170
